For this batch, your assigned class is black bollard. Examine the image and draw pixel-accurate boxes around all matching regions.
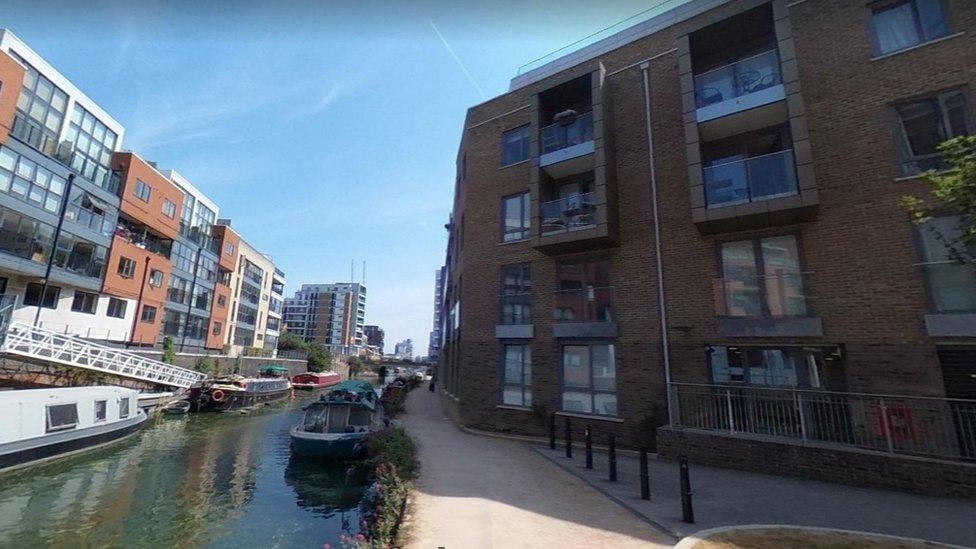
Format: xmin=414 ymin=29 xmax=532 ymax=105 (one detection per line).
xmin=585 ymin=427 xmax=593 ymax=469
xmin=639 ymin=447 xmax=650 ymax=500
xmin=679 ymin=455 xmax=695 ymax=523
xmin=549 ymin=414 xmax=556 ymax=450
xmin=608 ymin=434 xmax=617 ymax=482
xmin=564 ymin=417 xmax=572 ymax=458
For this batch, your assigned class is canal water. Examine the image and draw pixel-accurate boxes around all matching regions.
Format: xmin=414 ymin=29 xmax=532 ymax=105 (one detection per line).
xmin=0 ymin=393 xmax=374 ymax=548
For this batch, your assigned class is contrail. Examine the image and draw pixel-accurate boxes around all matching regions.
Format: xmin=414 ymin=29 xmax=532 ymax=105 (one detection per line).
xmin=428 ymin=19 xmax=484 ymax=99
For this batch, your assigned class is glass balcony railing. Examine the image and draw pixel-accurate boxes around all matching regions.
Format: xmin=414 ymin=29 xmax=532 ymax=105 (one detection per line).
xmin=694 ymin=49 xmax=781 ymax=109
xmin=115 ymin=225 xmax=171 ymax=257
xmin=704 ymin=149 xmax=797 ymax=208
xmin=540 ymin=192 xmax=597 ymax=235
xmin=714 ymin=271 xmax=810 ymax=318
xmin=554 ymin=286 xmax=614 ymax=323
xmin=540 ymin=111 xmax=594 ymax=155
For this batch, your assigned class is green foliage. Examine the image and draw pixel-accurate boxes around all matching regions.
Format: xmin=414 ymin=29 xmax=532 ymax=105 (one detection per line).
xmin=904 ymin=136 xmax=976 ymax=269
xmin=195 ymin=355 xmax=215 ymax=375
xmin=277 ymin=332 xmax=308 ymax=352
xmin=306 ymin=343 xmax=332 ymax=373
xmin=366 ymin=427 xmax=419 ymax=481
xmin=348 ymin=356 xmax=365 ymax=377
xmin=360 ymin=427 xmax=419 ymax=547
xmin=162 ymin=336 xmax=176 ymax=364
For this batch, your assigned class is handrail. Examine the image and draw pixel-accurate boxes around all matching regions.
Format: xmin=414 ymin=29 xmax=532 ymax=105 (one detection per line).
xmin=693 ymin=48 xmax=779 ymax=79
xmin=669 ymin=382 xmax=976 ymax=405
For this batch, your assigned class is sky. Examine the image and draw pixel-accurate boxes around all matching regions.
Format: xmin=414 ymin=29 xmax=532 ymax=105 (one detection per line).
xmin=2 ymin=0 xmax=657 ymax=354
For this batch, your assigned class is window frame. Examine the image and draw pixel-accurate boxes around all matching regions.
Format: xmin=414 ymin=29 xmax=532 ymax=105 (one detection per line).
xmin=499 ymin=263 xmax=532 ymax=325
xmin=892 ymin=88 xmax=972 ymax=176
xmin=913 ymin=214 xmax=976 ymax=314
xmin=149 ymin=269 xmax=164 ymax=287
xmin=500 ymin=191 xmax=531 ymax=243
xmin=707 ymin=345 xmax=825 ymax=389
xmin=501 ymin=124 xmax=531 ymax=166
xmin=46 ymin=403 xmax=79 ymax=433
xmin=24 ymin=282 xmax=60 ymax=309
xmin=715 ymin=233 xmax=809 ymax=318
xmin=119 ymin=397 xmax=130 ymax=419
xmin=134 ymin=179 xmax=152 ymax=203
xmin=869 ymin=0 xmax=951 ymax=57
xmin=140 ymin=304 xmax=157 ymax=324
xmin=559 ymin=341 xmax=617 ymax=417
xmin=106 ymin=297 xmax=127 ymax=319
xmin=71 ymin=290 xmax=98 ymax=314
xmin=162 ymin=198 xmax=177 ymax=218
xmin=117 ymin=256 xmax=137 ymax=279
xmin=499 ymin=342 xmax=532 ymax=407
xmin=94 ymin=399 xmax=107 ymax=422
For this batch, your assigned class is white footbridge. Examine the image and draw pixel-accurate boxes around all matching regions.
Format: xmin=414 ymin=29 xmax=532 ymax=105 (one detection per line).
xmin=1 ymin=322 xmax=206 ymax=389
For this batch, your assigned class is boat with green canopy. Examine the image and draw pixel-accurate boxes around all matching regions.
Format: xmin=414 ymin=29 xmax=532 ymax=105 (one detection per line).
xmin=290 ymin=380 xmax=384 ymax=459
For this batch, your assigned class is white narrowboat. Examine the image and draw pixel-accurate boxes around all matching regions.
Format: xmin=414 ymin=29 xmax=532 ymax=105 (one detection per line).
xmin=0 ymin=386 xmax=148 ymax=472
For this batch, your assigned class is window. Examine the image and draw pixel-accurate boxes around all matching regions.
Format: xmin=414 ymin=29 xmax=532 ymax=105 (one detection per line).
xmin=149 ymin=269 xmax=164 ymax=287
xmin=213 ymin=321 xmax=222 ymax=336
xmin=118 ymin=256 xmax=137 ymax=279
xmin=0 ymin=145 xmax=67 ymax=213
xmin=501 ymin=125 xmax=531 ymax=165
xmin=94 ymin=400 xmax=107 ymax=422
xmin=71 ymin=290 xmax=98 ymax=314
xmin=895 ymin=90 xmax=971 ymax=175
xmin=63 ymin=104 xmax=118 ymax=189
xmin=135 ymin=180 xmax=152 ymax=202
xmin=24 ymin=283 xmax=60 ymax=308
xmin=501 ymin=192 xmax=530 ymax=242
xmin=45 ymin=403 xmax=78 ymax=433
xmin=218 ymin=294 xmax=227 ymax=307
xmin=916 ymin=215 xmax=976 ymax=313
xmin=709 ymin=346 xmax=823 ymax=388
xmin=107 ymin=297 xmax=127 ymax=319
xmin=871 ymin=0 xmax=950 ymax=56
xmin=501 ymin=344 xmax=532 ymax=407
xmin=0 ymin=204 xmax=55 ymax=264
xmin=561 ymin=344 xmax=616 ymax=416
xmin=555 ymin=259 xmax=612 ymax=322
xmin=65 ymin=187 xmax=117 ymax=236
xmin=140 ymin=305 xmax=157 ymax=324
xmin=500 ymin=264 xmax=532 ymax=324
xmin=52 ymin=233 xmax=108 ymax=279
xmin=9 ymin=52 xmax=68 ymax=154
xmin=225 ymin=242 xmax=236 ymax=256
xmin=162 ymin=198 xmax=177 ymax=218
xmin=120 ymin=397 xmax=130 ymax=419
xmin=719 ymin=235 xmax=807 ymax=317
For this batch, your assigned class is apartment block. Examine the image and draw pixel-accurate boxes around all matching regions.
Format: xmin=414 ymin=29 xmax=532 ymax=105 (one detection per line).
xmin=284 ymin=282 xmax=367 ymax=355
xmin=395 ymin=339 xmax=414 ymax=360
xmin=364 ymin=324 xmax=385 ymax=351
xmin=441 ymin=0 xmax=976 ymax=493
xmin=428 ymin=267 xmax=444 ymax=360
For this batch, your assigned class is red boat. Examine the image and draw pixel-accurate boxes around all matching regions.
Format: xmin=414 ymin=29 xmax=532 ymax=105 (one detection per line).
xmin=292 ymin=372 xmax=342 ymax=390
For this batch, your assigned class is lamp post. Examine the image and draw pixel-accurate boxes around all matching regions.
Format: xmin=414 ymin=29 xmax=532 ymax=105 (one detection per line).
xmin=33 ymin=174 xmax=75 ymax=328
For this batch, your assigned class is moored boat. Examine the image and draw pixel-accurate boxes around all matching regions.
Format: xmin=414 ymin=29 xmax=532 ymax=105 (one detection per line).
xmin=292 ymin=371 xmax=342 ymax=390
xmin=190 ymin=369 xmax=292 ymax=412
xmin=290 ymin=380 xmax=383 ymax=460
xmin=0 ymin=386 xmax=148 ymax=473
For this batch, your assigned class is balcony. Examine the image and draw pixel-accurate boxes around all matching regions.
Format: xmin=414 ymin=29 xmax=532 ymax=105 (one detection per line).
xmin=115 ymin=224 xmax=171 ymax=257
xmin=704 ymin=149 xmax=797 ymax=208
xmin=553 ymin=286 xmax=617 ymax=338
xmin=539 ymin=111 xmax=594 ymax=177
xmin=541 ymin=192 xmax=597 ymax=235
xmin=694 ymin=49 xmax=784 ymax=124
xmin=713 ymin=272 xmax=822 ymax=337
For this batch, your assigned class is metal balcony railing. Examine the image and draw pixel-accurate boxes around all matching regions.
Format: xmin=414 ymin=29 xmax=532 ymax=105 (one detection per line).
xmin=540 ymin=111 xmax=594 ymax=155
xmin=115 ymin=225 xmax=171 ymax=256
xmin=704 ymin=149 xmax=798 ymax=208
xmin=669 ymin=382 xmax=976 ymax=462
xmin=694 ymin=49 xmax=782 ymax=108
xmin=714 ymin=271 xmax=811 ymax=317
xmin=540 ymin=192 xmax=597 ymax=235
xmin=1 ymin=321 xmax=206 ymax=388
xmin=554 ymin=286 xmax=614 ymax=323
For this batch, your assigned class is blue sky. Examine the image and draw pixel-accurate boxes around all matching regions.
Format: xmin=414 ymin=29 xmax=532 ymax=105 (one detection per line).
xmin=4 ymin=0 xmax=652 ymax=354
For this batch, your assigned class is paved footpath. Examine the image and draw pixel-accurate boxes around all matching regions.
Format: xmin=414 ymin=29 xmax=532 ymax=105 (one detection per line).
xmin=400 ymin=389 xmax=674 ymax=548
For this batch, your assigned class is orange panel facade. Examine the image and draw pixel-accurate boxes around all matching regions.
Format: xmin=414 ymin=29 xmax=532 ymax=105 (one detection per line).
xmin=213 ymin=224 xmax=242 ymax=271
xmin=112 ymin=152 xmax=184 ymax=240
xmin=103 ymin=237 xmax=172 ymax=345
xmin=0 ymin=50 xmax=26 ymax=143
xmin=210 ymin=224 xmax=241 ymax=349
xmin=208 ymin=284 xmax=232 ymax=349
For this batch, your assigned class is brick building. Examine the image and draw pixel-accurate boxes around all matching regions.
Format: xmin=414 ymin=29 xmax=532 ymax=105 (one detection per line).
xmin=439 ymin=0 xmax=976 ymax=489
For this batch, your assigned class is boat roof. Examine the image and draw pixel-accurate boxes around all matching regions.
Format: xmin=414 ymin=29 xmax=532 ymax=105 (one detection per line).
xmin=262 ymin=365 xmax=289 ymax=373
xmin=329 ymin=380 xmax=374 ymax=394
xmin=0 ymin=386 xmax=138 ymax=404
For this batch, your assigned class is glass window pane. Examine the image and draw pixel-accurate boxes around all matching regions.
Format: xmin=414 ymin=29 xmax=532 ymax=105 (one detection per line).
xmin=898 ymin=99 xmax=943 ymax=158
xmin=592 ymin=345 xmax=615 ymax=391
xmin=721 ymin=240 xmax=761 ymax=316
xmin=0 ymin=148 xmax=16 ymax=171
xmin=504 ymin=345 xmax=522 ymax=383
xmin=748 ymin=349 xmax=798 ymax=387
xmin=917 ymin=0 xmax=949 ymax=42
xmin=761 ymin=235 xmax=806 ymax=316
xmin=562 ymin=392 xmax=593 ymax=414
xmin=943 ymin=91 xmax=971 ymax=138
xmin=593 ymin=393 xmax=617 ymax=416
xmin=926 ymin=263 xmax=976 ymax=313
xmin=562 ymin=346 xmax=590 ymax=388
xmin=874 ymin=2 xmax=921 ymax=54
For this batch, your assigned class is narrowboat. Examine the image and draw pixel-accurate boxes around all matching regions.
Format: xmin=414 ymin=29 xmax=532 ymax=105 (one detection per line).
xmin=0 ymin=386 xmax=148 ymax=473
xmin=290 ymin=380 xmax=383 ymax=459
xmin=292 ymin=371 xmax=342 ymax=390
xmin=190 ymin=371 xmax=292 ymax=412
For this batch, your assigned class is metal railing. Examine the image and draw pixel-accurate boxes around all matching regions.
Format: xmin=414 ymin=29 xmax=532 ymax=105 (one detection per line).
xmin=694 ymin=49 xmax=781 ymax=108
xmin=714 ymin=271 xmax=810 ymax=317
xmin=115 ymin=225 xmax=171 ymax=256
xmin=704 ymin=149 xmax=797 ymax=208
xmin=670 ymin=382 xmax=976 ymax=462
xmin=540 ymin=111 xmax=593 ymax=155
xmin=1 ymin=321 xmax=206 ymax=388
xmin=554 ymin=286 xmax=614 ymax=323
xmin=540 ymin=192 xmax=597 ymax=235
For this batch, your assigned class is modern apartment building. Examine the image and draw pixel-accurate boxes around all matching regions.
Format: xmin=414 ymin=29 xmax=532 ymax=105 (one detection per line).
xmin=428 ymin=267 xmax=444 ymax=360
xmin=364 ymin=324 xmax=385 ymax=351
xmin=213 ymin=219 xmax=277 ymax=352
xmin=284 ymin=282 xmax=367 ymax=355
xmin=440 ymin=0 xmax=976 ymax=493
xmin=394 ymin=339 xmax=414 ymax=360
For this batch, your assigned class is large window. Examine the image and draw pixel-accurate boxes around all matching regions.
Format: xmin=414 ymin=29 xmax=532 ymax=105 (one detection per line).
xmin=0 ymin=146 xmax=67 ymax=213
xmin=718 ymin=235 xmax=806 ymax=317
xmin=500 ymin=264 xmax=531 ymax=325
xmin=916 ymin=215 xmax=976 ymax=313
xmin=24 ymin=282 xmax=60 ymax=308
xmin=501 ymin=125 xmax=531 ymax=166
xmin=234 ymin=326 xmax=255 ymax=346
xmin=167 ymin=274 xmax=192 ymax=305
xmin=895 ymin=90 xmax=971 ymax=176
xmin=45 ymin=403 xmax=78 ymax=433
xmin=871 ymin=0 xmax=950 ymax=56
xmin=107 ymin=297 xmax=127 ymax=319
xmin=501 ymin=192 xmax=530 ymax=242
xmin=140 ymin=305 xmax=157 ymax=324
xmin=709 ymin=345 xmax=823 ymax=389
xmin=65 ymin=187 xmax=116 ymax=237
xmin=555 ymin=258 xmax=612 ymax=322
xmin=0 ymin=205 xmax=55 ymax=263
xmin=501 ymin=344 xmax=532 ymax=407
xmin=10 ymin=52 xmax=68 ymax=154
xmin=64 ymin=104 xmax=118 ymax=189
xmin=118 ymin=256 xmax=137 ymax=279
xmin=71 ymin=290 xmax=98 ymax=314
xmin=52 ymin=233 xmax=108 ymax=279
xmin=561 ymin=344 xmax=616 ymax=416
xmin=135 ymin=180 xmax=152 ymax=202
xmin=237 ymin=304 xmax=258 ymax=326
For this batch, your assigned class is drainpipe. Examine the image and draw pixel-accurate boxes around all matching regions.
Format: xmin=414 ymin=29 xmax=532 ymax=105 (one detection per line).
xmin=128 ymin=255 xmax=151 ymax=348
xmin=640 ymin=62 xmax=674 ymax=426
xmin=33 ymin=174 xmax=76 ymax=328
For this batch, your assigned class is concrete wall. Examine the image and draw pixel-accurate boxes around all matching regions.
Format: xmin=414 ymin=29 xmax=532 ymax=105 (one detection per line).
xmin=132 ymin=351 xmax=309 ymax=378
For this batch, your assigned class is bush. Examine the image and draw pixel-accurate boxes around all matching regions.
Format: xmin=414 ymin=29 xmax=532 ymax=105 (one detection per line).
xmin=162 ymin=336 xmax=176 ymax=364
xmin=359 ymin=427 xmax=418 ymax=547
xmin=195 ymin=355 xmax=215 ymax=375
xmin=366 ymin=427 xmax=419 ymax=481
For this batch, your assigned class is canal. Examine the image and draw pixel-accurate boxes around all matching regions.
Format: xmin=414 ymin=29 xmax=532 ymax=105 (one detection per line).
xmin=0 ymin=394 xmax=373 ymax=547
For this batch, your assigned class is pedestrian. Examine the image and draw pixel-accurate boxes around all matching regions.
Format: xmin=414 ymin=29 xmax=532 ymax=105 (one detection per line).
xmin=428 ymin=370 xmax=436 ymax=392
xmin=378 ymin=365 xmax=387 ymax=381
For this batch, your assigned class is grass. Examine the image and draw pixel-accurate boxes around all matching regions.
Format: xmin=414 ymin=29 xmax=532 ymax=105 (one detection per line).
xmin=694 ymin=528 xmax=949 ymax=549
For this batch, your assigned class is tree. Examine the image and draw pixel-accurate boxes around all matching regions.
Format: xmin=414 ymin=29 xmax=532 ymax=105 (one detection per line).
xmin=904 ymin=136 xmax=976 ymax=270
xmin=196 ymin=355 xmax=215 ymax=375
xmin=162 ymin=336 xmax=176 ymax=364
xmin=348 ymin=356 xmax=365 ymax=377
xmin=306 ymin=342 xmax=333 ymax=373
xmin=277 ymin=332 xmax=309 ymax=352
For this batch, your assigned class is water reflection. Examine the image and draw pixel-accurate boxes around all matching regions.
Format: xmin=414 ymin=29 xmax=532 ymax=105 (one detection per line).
xmin=0 ymin=402 xmax=370 ymax=548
